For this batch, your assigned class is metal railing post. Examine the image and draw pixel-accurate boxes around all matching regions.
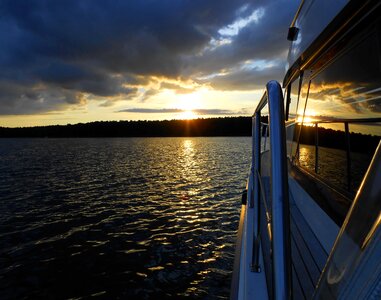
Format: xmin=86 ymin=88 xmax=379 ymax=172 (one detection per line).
xmin=251 ymin=81 xmax=292 ymax=298
xmin=254 ymin=112 xmax=261 ymax=212
xmin=250 ymin=115 xmax=256 ymax=208
xmin=266 ymin=81 xmax=292 ymax=300
xmin=251 ymin=112 xmax=262 ymax=272
xmin=345 ymin=122 xmax=351 ymax=191
xmin=315 ymin=123 xmax=319 ymax=173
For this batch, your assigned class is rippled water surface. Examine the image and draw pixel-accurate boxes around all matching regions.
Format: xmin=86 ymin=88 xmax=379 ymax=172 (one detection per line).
xmin=0 ymin=137 xmax=251 ymax=299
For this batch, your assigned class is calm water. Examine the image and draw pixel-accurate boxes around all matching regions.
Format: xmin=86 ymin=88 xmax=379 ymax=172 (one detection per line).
xmin=0 ymin=137 xmax=251 ymax=299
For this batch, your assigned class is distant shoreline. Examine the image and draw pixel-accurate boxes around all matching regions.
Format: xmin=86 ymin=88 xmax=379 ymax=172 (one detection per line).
xmin=1 ymin=116 xmax=378 ymax=155
xmin=0 ymin=117 xmax=252 ymax=138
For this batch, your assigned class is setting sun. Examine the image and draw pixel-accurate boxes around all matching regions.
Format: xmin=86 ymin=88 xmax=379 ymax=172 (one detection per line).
xmin=296 ymin=116 xmax=317 ymax=126
xmin=176 ymin=92 xmax=202 ymax=111
xmin=297 ymin=109 xmax=318 ymax=125
xmin=172 ymin=92 xmax=204 ymax=119
xmin=178 ymin=109 xmax=198 ymax=120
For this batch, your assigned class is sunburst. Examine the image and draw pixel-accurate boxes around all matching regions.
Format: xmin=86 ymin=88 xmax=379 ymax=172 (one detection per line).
xmin=178 ymin=109 xmax=197 ymax=120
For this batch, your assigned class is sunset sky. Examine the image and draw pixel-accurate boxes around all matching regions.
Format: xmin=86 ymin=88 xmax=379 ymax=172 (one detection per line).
xmin=0 ymin=0 xmax=298 ymax=127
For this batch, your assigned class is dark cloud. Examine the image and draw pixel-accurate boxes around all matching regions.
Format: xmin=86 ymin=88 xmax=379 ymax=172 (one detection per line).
xmin=203 ymin=62 xmax=285 ymax=91
xmin=185 ymin=1 xmax=297 ymax=77
xmin=117 ymin=108 xmax=245 ymax=115
xmin=140 ymin=89 xmax=161 ymax=103
xmin=193 ymin=109 xmax=245 ymax=115
xmin=160 ymin=82 xmax=194 ymax=94
xmin=0 ymin=81 xmax=85 ymax=115
xmin=118 ymin=108 xmax=183 ymax=114
xmin=0 ymin=0 xmax=297 ymax=115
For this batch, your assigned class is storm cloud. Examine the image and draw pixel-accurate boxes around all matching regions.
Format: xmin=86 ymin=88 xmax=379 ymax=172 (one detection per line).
xmin=117 ymin=108 xmax=245 ymax=115
xmin=0 ymin=0 xmax=297 ymax=115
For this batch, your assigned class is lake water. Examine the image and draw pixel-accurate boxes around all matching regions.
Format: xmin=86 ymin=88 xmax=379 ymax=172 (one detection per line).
xmin=0 ymin=137 xmax=251 ymax=299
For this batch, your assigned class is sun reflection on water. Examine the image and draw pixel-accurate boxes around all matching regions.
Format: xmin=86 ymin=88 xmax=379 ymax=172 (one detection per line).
xmin=0 ymin=137 xmax=252 ymax=299
xmin=181 ymin=139 xmax=197 ymax=177
xmin=183 ymin=139 xmax=194 ymax=154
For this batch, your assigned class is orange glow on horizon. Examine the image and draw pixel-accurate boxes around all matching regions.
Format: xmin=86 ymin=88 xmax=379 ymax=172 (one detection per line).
xmin=296 ymin=116 xmax=315 ymax=126
xmin=177 ymin=110 xmax=198 ymax=120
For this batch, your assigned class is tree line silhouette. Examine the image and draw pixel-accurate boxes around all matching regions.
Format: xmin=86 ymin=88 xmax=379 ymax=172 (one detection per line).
xmin=0 ymin=117 xmax=252 ymax=138
xmin=1 ymin=117 xmax=378 ymax=154
xmin=297 ymin=124 xmax=379 ymax=155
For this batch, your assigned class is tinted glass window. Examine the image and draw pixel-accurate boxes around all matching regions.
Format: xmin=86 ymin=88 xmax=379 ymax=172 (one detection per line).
xmin=290 ymin=73 xmax=312 ymax=160
xmin=285 ymin=76 xmax=302 ymax=158
xmin=294 ymin=24 xmax=381 ymax=197
xmin=288 ymin=75 xmax=302 ymax=120
xmin=287 ymin=0 xmax=348 ymax=67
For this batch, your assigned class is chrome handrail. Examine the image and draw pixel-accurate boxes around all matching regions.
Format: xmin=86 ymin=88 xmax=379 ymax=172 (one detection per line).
xmin=289 ymin=0 xmax=305 ymax=29
xmin=251 ymin=81 xmax=292 ymax=299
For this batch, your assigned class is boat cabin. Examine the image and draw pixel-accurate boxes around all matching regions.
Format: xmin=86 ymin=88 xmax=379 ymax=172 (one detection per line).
xmin=231 ymin=1 xmax=381 ymax=299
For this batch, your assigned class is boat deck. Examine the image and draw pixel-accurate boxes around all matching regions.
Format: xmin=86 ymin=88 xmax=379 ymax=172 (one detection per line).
xmin=290 ymin=201 xmax=328 ymax=299
xmin=260 ymin=175 xmax=339 ymax=299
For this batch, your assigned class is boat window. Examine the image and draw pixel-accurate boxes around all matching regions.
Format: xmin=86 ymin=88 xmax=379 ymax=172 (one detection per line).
xmin=290 ymin=74 xmax=312 ymax=160
xmin=293 ymin=23 xmax=381 ymax=198
xmin=288 ymin=75 xmax=302 ymax=121
xmin=285 ymin=76 xmax=302 ymax=158
xmin=287 ymin=0 xmax=348 ymax=68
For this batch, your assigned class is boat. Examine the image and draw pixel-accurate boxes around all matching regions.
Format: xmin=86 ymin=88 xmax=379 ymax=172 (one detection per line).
xmin=231 ymin=0 xmax=381 ymax=299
